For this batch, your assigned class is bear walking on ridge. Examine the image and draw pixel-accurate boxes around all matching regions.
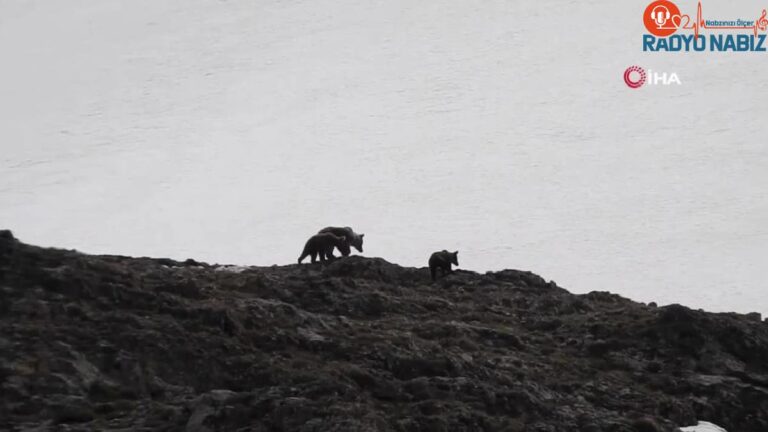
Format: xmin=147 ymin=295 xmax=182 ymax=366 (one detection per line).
xmin=318 ymin=226 xmax=364 ymax=257
xmin=429 ymin=250 xmax=459 ymax=281
xmin=298 ymin=233 xmax=347 ymax=264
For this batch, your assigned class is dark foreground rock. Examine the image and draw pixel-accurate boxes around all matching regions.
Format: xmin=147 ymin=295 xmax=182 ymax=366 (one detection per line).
xmin=1 ymin=230 xmax=766 ymax=431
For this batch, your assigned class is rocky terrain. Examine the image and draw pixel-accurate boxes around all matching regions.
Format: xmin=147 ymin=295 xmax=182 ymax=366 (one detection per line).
xmin=1 ymin=230 xmax=767 ymax=432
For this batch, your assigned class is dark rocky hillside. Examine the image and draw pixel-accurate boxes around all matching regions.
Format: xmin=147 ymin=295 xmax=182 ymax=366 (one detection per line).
xmin=1 ymin=230 xmax=767 ymax=431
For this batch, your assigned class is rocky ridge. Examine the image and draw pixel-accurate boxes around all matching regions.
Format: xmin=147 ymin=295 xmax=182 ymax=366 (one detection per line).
xmin=1 ymin=230 xmax=767 ymax=431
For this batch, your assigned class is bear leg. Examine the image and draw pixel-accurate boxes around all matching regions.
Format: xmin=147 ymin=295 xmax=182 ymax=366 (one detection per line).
xmin=298 ymin=247 xmax=310 ymax=264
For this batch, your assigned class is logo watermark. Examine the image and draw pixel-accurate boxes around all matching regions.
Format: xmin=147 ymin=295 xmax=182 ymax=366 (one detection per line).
xmin=623 ymin=66 xmax=681 ymax=89
xmin=642 ymin=1 xmax=768 ymax=52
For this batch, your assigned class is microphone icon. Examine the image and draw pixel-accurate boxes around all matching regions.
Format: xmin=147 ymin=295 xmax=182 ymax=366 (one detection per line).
xmin=643 ymin=0 xmax=681 ymax=36
xmin=651 ymin=5 xmax=671 ymax=27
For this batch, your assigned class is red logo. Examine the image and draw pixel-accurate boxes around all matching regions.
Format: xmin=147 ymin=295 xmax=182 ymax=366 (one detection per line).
xmin=644 ymin=0 xmax=681 ymax=37
xmin=624 ymin=66 xmax=646 ymax=88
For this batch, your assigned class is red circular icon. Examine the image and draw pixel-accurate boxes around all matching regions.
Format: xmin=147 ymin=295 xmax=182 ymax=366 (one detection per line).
xmin=624 ymin=66 xmax=646 ymax=89
xmin=643 ymin=0 xmax=681 ymax=37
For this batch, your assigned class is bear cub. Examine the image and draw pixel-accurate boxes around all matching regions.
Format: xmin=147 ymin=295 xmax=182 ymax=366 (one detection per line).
xmin=298 ymin=233 xmax=347 ymax=264
xmin=429 ymin=250 xmax=459 ymax=281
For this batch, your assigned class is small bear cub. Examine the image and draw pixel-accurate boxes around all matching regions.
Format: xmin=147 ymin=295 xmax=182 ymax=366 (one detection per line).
xmin=428 ymin=250 xmax=459 ymax=281
xmin=298 ymin=233 xmax=347 ymax=264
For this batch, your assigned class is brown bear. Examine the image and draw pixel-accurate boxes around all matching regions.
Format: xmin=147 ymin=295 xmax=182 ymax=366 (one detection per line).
xmin=428 ymin=250 xmax=459 ymax=281
xmin=298 ymin=233 xmax=347 ymax=264
xmin=318 ymin=226 xmax=364 ymax=257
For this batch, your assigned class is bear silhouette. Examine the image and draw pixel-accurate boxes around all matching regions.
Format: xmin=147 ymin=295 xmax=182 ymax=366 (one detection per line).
xmin=298 ymin=233 xmax=347 ymax=264
xmin=429 ymin=250 xmax=458 ymax=281
xmin=318 ymin=226 xmax=364 ymax=257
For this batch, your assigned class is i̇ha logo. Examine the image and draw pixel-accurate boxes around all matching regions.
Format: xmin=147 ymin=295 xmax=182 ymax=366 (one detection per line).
xmin=623 ymin=66 xmax=681 ymax=89
xmin=624 ymin=66 xmax=646 ymax=88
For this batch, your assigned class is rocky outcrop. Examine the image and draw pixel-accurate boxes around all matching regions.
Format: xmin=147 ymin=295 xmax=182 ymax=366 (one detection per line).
xmin=1 ymin=230 xmax=766 ymax=431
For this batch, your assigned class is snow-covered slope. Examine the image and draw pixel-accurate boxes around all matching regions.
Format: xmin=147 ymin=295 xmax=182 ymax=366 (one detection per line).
xmin=1 ymin=0 xmax=766 ymax=315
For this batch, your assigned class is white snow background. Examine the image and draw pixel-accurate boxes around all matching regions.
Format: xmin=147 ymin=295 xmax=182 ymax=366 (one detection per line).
xmin=1 ymin=0 xmax=766 ymax=324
